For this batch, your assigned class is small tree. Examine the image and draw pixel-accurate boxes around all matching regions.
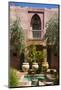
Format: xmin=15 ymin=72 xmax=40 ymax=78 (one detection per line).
xmin=10 ymin=19 xmax=25 ymax=56
xmin=45 ymin=16 xmax=59 ymax=55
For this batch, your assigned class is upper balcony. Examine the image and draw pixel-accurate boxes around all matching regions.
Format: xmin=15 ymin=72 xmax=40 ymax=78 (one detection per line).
xmin=24 ymin=29 xmax=45 ymax=40
xmin=23 ymin=29 xmax=46 ymax=47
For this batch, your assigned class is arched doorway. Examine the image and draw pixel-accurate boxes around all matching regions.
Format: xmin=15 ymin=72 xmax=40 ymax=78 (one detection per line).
xmin=31 ymin=14 xmax=41 ymax=39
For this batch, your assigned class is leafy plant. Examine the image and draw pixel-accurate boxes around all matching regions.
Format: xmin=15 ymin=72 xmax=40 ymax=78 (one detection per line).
xmin=27 ymin=45 xmax=46 ymax=63
xmin=27 ymin=45 xmax=37 ymax=63
xmin=36 ymin=51 xmax=45 ymax=62
xmin=45 ymin=16 xmax=59 ymax=55
xmin=27 ymin=45 xmax=46 ymax=73
xmin=9 ymin=68 xmax=19 ymax=87
xmin=10 ymin=19 xmax=25 ymax=55
xmin=36 ymin=51 xmax=46 ymax=73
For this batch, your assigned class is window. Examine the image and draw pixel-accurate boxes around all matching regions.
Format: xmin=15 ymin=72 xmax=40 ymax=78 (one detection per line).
xmin=31 ymin=14 xmax=41 ymax=39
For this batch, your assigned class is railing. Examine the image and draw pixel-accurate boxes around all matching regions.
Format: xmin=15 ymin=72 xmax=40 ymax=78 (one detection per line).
xmin=32 ymin=30 xmax=41 ymax=39
xmin=28 ymin=29 xmax=44 ymax=40
xmin=24 ymin=29 xmax=44 ymax=40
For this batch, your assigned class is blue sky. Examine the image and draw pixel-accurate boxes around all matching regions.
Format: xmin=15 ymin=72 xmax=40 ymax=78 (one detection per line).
xmin=9 ymin=2 xmax=59 ymax=9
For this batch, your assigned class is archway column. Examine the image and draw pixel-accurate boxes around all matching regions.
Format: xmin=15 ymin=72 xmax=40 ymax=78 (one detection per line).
xmin=43 ymin=49 xmax=47 ymax=62
xmin=42 ymin=40 xmax=49 ymax=69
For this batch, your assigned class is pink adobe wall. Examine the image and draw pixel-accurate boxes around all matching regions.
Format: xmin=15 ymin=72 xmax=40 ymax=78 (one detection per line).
xmin=10 ymin=6 xmax=59 ymax=70
xmin=10 ymin=6 xmax=58 ymax=40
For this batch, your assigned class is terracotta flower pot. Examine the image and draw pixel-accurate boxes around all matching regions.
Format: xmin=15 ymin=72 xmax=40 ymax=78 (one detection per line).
xmin=22 ymin=62 xmax=29 ymax=72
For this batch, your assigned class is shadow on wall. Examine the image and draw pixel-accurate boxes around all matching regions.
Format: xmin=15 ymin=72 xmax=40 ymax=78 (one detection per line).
xmin=10 ymin=52 xmax=20 ymax=70
xmin=51 ymin=55 xmax=59 ymax=71
xmin=10 ymin=52 xmax=25 ymax=70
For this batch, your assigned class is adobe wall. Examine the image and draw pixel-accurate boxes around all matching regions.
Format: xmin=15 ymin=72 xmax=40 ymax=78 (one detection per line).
xmin=10 ymin=6 xmax=58 ymax=40
xmin=10 ymin=6 xmax=58 ymax=70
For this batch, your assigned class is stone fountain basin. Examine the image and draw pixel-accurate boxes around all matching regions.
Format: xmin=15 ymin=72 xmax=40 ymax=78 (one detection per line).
xmin=19 ymin=74 xmax=54 ymax=86
xmin=24 ymin=74 xmax=45 ymax=81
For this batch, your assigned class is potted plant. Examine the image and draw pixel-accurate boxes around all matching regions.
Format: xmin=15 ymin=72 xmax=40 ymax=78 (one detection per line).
xmin=42 ymin=58 xmax=49 ymax=72
xmin=36 ymin=50 xmax=47 ymax=73
xmin=27 ymin=45 xmax=39 ymax=71
xmin=22 ymin=62 xmax=30 ymax=72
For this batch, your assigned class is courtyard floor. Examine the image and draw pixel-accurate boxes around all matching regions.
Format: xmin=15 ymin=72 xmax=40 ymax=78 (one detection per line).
xmin=14 ymin=69 xmax=58 ymax=87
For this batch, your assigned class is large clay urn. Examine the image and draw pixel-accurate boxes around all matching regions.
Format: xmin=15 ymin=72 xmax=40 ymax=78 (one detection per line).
xmin=22 ymin=62 xmax=29 ymax=72
xmin=42 ymin=61 xmax=49 ymax=72
xmin=42 ymin=61 xmax=49 ymax=69
xmin=32 ymin=62 xmax=39 ymax=71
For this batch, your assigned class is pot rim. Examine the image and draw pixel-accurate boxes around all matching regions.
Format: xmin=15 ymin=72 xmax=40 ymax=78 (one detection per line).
xmin=32 ymin=62 xmax=38 ymax=64
xmin=22 ymin=62 xmax=29 ymax=65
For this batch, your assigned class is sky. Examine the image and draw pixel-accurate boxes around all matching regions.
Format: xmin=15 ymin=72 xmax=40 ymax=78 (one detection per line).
xmin=9 ymin=2 xmax=59 ymax=9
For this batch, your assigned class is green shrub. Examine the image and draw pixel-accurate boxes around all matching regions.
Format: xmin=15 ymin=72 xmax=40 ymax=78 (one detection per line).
xmin=9 ymin=68 xmax=19 ymax=87
xmin=36 ymin=51 xmax=46 ymax=73
xmin=27 ymin=45 xmax=37 ymax=63
xmin=36 ymin=51 xmax=45 ymax=62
